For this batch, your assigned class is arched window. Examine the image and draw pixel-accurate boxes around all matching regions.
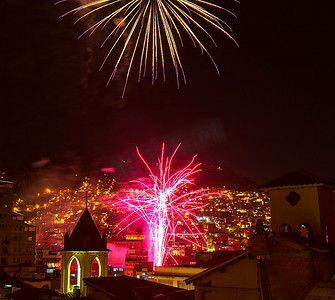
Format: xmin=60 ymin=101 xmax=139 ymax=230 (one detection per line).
xmin=91 ymin=257 xmax=101 ymax=277
xmin=68 ymin=256 xmax=81 ymax=292
xmin=325 ymin=226 xmax=329 ymax=243
xmin=300 ymin=223 xmax=313 ymax=239
xmin=279 ymin=224 xmax=292 ymax=233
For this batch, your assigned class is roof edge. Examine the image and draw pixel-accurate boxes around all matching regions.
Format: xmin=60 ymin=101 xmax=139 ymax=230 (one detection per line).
xmin=185 ymin=251 xmax=251 ymax=284
xmin=258 ymin=169 xmax=335 ymax=190
xmin=83 ymin=277 xmax=116 ymax=297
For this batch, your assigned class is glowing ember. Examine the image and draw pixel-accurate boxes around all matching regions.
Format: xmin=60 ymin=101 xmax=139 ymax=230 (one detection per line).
xmin=117 ymin=143 xmax=209 ymax=266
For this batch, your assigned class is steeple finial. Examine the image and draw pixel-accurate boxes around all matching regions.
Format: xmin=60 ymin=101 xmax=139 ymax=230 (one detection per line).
xmin=84 ymin=191 xmax=91 ymax=209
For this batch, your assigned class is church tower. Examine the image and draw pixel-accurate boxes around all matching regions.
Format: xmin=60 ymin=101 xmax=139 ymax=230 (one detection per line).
xmin=60 ymin=207 xmax=109 ymax=294
xmin=259 ymin=169 xmax=335 ymax=248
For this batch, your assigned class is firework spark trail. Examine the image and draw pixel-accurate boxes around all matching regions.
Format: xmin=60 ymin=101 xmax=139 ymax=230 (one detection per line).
xmin=56 ymin=0 xmax=238 ymax=97
xmin=115 ymin=143 xmax=215 ymax=266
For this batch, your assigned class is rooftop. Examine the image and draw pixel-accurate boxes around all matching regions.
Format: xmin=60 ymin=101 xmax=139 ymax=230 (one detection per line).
xmin=0 ymin=180 xmax=13 ymax=188
xmin=259 ymin=169 xmax=335 ymax=190
xmin=185 ymin=251 xmax=250 ymax=284
xmin=62 ymin=208 xmax=107 ymax=251
xmin=84 ymin=275 xmax=181 ymax=299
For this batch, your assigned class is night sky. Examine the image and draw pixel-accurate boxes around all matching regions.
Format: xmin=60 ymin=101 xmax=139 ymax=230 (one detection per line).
xmin=0 ymin=0 xmax=333 ymax=186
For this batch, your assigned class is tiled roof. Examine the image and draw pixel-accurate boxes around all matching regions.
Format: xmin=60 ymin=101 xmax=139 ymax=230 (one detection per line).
xmin=0 ymin=180 xmax=13 ymax=188
xmin=259 ymin=169 xmax=335 ymax=190
xmin=84 ymin=275 xmax=180 ymax=299
xmin=8 ymin=287 xmax=62 ymax=299
xmin=301 ymin=281 xmax=335 ymax=299
xmin=62 ymin=208 xmax=107 ymax=251
xmin=0 ymin=180 xmax=13 ymax=184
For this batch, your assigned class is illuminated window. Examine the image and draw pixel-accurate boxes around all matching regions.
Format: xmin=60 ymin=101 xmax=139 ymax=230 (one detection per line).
xmin=300 ymin=223 xmax=313 ymax=239
xmin=279 ymin=224 xmax=292 ymax=233
xmin=326 ymin=226 xmax=329 ymax=243
xmin=68 ymin=257 xmax=81 ymax=292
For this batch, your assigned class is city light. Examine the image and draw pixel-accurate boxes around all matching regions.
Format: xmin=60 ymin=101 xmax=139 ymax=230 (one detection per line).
xmin=13 ymin=163 xmax=271 ymax=262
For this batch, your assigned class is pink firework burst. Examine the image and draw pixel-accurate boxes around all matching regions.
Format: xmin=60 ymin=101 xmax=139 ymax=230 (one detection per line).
xmin=117 ymin=143 xmax=209 ymax=266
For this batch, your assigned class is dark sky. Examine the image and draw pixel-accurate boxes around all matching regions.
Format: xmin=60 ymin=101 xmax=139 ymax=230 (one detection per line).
xmin=0 ymin=0 xmax=333 ymax=185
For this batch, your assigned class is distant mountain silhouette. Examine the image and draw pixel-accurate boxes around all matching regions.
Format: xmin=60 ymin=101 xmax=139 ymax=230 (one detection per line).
xmin=195 ymin=164 xmax=257 ymax=191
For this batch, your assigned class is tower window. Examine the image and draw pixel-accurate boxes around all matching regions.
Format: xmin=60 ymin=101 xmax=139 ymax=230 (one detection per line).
xmin=326 ymin=226 xmax=329 ymax=243
xmin=68 ymin=257 xmax=81 ymax=292
xmin=91 ymin=257 xmax=101 ymax=277
xmin=279 ymin=224 xmax=292 ymax=233
xmin=286 ymin=191 xmax=301 ymax=206
xmin=300 ymin=223 xmax=313 ymax=239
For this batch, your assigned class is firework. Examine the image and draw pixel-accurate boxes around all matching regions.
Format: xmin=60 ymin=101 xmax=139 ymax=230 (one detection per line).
xmin=116 ymin=144 xmax=209 ymax=266
xmin=57 ymin=0 xmax=239 ymax=97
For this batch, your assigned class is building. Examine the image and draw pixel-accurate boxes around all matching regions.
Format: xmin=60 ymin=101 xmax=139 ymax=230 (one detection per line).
xmin=111 ymin=234 xmax=144 ymax=252
xmin=259 ymin=169 xmax=335 ymax=247
xmin=185 ymin=252 xmax=260 ymax=299
xmin=60 ymin=207 xmax=109 ymax=294
xmin=124 ymin=248 xmax=153 ymax=278
xmin=36 ymin=246 xmax=61 ymax=276
xmin=203 ymin=223 xmax=228 ymax=251
xmin=186 ymin=170 xmax=335 ymax=300
xmin=0 ymin=180 xmax=36 ymax=267
xmin=257 ymin=169 xmax=335 ymax=299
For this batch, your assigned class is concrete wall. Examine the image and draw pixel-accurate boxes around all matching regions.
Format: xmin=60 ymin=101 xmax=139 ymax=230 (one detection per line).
xmin=194 ymin=256 xmax=259 ymax=300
